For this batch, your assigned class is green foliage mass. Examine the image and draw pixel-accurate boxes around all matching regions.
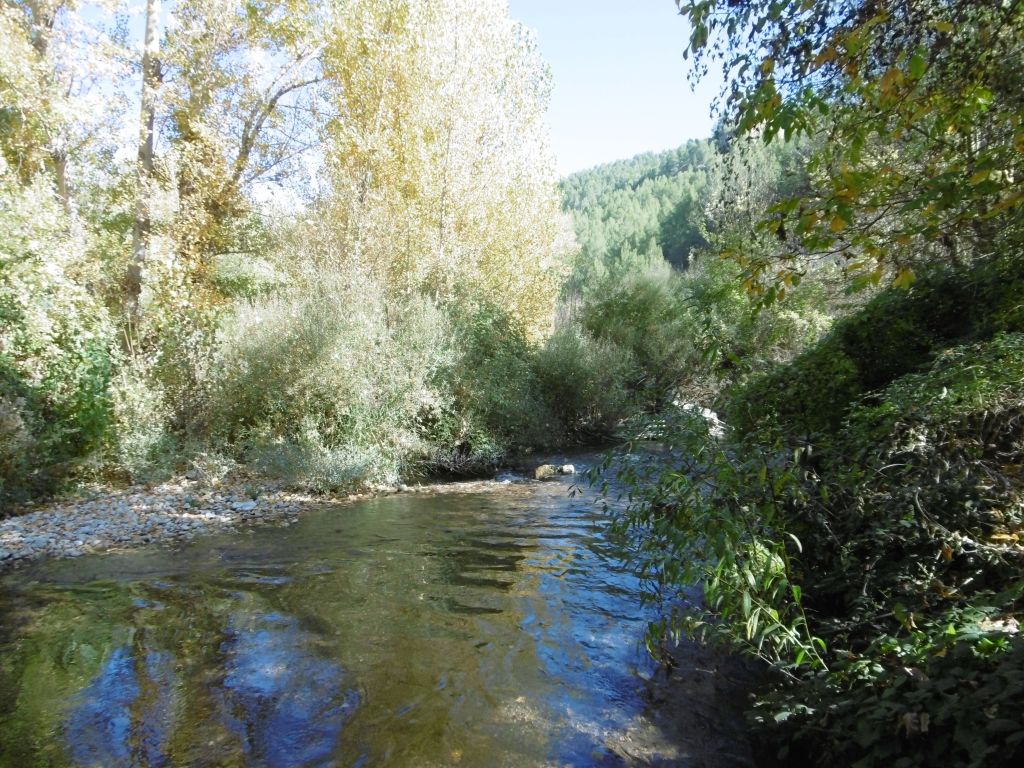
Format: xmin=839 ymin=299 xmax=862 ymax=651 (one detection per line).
xmin=0 ymin=163 xmax=116 ymax=505
xmin=608 ymin=272 xmax=1024 ymax=766
xmin=560 ymin=140 xmax=714 ymax=293
xmin=678 ymin=0 xmax=1024 ymax=293
xmin=601 ymin=1 xmax=1024 ymax=763
xmin=206 ymin=276 xmax=452 ymax=489
xmin=0 ymin=0 xmax=642 ymax=506
xmin=532 ymin=324 xmax=636 ymax=441
xmin=728 ymin=254 xmax=1024 ymax=440
xmin=579 ymin=256 xmax=833 ymax=407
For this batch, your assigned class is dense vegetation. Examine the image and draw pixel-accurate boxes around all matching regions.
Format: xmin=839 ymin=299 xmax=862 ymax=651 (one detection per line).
xmin=0 ymin=0 xmax=641 ymax=505
xmin=0 ymin=0 xmax=836 ymax=507
xmin=598 ymin=1 xmax=1024 ymax=766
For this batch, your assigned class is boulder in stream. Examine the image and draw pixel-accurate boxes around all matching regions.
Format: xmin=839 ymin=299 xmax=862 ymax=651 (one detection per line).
xmin=534 ymin=464 xmax=558 ymax=480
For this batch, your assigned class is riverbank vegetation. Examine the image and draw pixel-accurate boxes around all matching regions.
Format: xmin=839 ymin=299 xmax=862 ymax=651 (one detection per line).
xmin=601 ymin=1 xmax=1024 ymax=765
xmin=0 ymin=0 xmax=835 ymax=507
xmin=0 ymin=0 xmax=614 ymax=504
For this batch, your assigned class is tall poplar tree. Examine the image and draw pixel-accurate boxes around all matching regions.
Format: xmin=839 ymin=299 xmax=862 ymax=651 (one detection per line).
xmin=127 ymin=0 xmax=160 ymax=323
xmin=322 ymin=0 xmax=571 ymax=338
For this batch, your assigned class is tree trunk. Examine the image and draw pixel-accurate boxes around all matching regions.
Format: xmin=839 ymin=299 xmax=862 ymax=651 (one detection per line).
xmin=51 ymin=146 xmax=72 ymax=213
xmin=26 ymin=2 xmax=73 ymax=212
xmin=127 ymin=0 xmax=161 ymax=326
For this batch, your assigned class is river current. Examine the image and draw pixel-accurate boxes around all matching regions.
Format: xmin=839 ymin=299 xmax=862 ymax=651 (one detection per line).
xmin=0 ymin=461 xmax=751 ymax=767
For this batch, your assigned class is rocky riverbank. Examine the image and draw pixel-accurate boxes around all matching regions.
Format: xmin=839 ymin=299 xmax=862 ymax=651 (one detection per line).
xmin=0 ymin=469 xmax=562 ymax=572
xmin=0 ymin=480 xmax=327 ymax=571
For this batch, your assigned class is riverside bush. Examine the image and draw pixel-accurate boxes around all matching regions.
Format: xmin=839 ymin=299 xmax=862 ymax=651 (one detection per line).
xmin=728 ymin=256 xmax=1024 ymax=441
xmin=579 ymin=256 xmax=834 ymax=407
xmin=792 ymin=333 xmax=1024 ymax=623
xmin=596 ymin=406 xmax=828 ymax=670
xmin=533 ymin=324 xmax=636 ymax=440
xmin=580 ymin=264 xmax=696 ymax=402
xmin=108 ymin=356 xmax=176 ymax=483
xmin=421 ymin=298 xmax=562 ymax=475
xmin=200 ymin=274 xmax=643 ymax=488
xmin=0 ymin=165 xmax=115 ymax=506
xmin=607 ymin=270 xmax=1024 ymax=766
xmin=744 ymin=331 xmax=1024 ymax=767
xmin=208 ymin=273 xmax=454 ymax=490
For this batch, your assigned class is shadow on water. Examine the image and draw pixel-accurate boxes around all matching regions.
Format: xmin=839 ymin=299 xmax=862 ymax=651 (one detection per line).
xmin=0 ymin=456 xmax=752 ymax=767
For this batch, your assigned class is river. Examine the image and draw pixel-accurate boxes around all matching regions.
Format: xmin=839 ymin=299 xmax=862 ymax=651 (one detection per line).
xmin=0 ymin=460 xmax=753 ymax=767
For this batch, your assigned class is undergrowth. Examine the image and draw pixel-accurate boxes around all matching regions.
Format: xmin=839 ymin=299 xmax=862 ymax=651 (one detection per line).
xmin=604 ymin=257 xmax=1024 ymax=766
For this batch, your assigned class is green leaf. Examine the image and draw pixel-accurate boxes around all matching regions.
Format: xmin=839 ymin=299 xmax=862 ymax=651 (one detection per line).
xmin=908 ymin=52 xmax=927 ymax=79
xmin=893 ymin=267 xmax=916 ymax=289
xmin=970 ymin=170 xmax=993 ymax=185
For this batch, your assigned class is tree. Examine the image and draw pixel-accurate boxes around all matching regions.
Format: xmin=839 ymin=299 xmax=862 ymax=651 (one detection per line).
xmin=676 ymin=0 xmax=1024 ymax=294
xmin=127 ymin=0 xmax=160 ymax=323
xmin=119 ymin=0 xmax=330 ymax=330
xmin=0 ymin=1 xmax=132 ymax=209
xmin=320 ymin=0 xmax=570 ymax=338
xmin=0 ymin=1 xmax=62 ymax=186
xmin=162 ymin=0 xmax=325 ymax=265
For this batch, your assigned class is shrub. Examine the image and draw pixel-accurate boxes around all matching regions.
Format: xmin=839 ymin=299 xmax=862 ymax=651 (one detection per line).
xmin=755 ymin=625 xmax=1024 ymax=768
xmin=607 ymin=277 xmax=1024 ymax=767
xmin=434 ymin=298 xmax=553 ymax=465
xmin=579 ymin=264 xmax=695 ymax=402
xmin=579 ymin=255 xmax=835 ymax=410
xmin=793 ymin=333 xmax=1024 ymax=620
xmin=728 ymin=255 xmax=1024 ymax=440
xmin=533 ymin=324 xmax=636 ymax=439
xmin=108 ymin=356 xmax=177 ymax=483
xmin=595 ymin=405 xmax=827 ymax=669
xmin=0 ymin=164 xmax=115 ymax=506
xmin=207 ymin=273 xmax=454 ymax=490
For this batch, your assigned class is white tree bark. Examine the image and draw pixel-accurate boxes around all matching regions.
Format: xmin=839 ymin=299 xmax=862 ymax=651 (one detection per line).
xmin=127 ymin=0 xmax=161 ymax=325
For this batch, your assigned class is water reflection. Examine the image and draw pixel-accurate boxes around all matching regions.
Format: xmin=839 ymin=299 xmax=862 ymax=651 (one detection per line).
xmin=57 ymin=597 xmax=358 ymax=768
xmin=66 ymin=643 xmax=175 ymax=768
xmin=0 ymin=466 xmax=749 ymax=767
xmin=216 ymin=612 xmax=359 ymax=767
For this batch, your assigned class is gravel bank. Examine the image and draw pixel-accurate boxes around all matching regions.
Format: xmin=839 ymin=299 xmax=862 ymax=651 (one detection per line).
xmin=0 ymin=480 xmax=324 ymax=572
xmin=0 ymin=475 xmax=545 ymax=573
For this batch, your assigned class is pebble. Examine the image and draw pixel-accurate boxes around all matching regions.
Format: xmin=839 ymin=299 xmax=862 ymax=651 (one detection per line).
xmin=0 ymin=469 xmax=544 ymax=572
xmin=0 ymin=479 xmax=317 ymax=573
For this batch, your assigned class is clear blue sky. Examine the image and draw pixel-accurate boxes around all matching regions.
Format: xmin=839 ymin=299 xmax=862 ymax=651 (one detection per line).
xmin=507 ymin=0 xmax=721 ymax=176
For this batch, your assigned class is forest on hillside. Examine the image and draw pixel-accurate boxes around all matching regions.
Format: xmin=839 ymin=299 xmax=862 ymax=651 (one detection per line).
xmin=1 ymin=0 xmax=1023 ymax=765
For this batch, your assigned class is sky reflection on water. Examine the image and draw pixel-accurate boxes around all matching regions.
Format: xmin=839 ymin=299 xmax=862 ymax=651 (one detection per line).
xmin=0 ymin=469 xmax=747 ymax=767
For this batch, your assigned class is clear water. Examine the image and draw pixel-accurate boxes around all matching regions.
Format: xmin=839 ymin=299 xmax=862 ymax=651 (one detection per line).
xmin=0 ymin=468 xmax=748 ymax=767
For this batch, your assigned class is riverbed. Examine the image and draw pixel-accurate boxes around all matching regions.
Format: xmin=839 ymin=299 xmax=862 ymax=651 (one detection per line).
xmin=0 ymin=464 xmax=753 ymax=767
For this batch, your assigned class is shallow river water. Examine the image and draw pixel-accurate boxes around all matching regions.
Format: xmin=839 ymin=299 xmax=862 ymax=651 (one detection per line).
xmin=0 ymin=465 xmax=752 ymax=767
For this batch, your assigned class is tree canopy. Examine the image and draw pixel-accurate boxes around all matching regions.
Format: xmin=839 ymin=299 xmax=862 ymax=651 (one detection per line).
xmin=678 ymin=0 xmax=1024 ymax=294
